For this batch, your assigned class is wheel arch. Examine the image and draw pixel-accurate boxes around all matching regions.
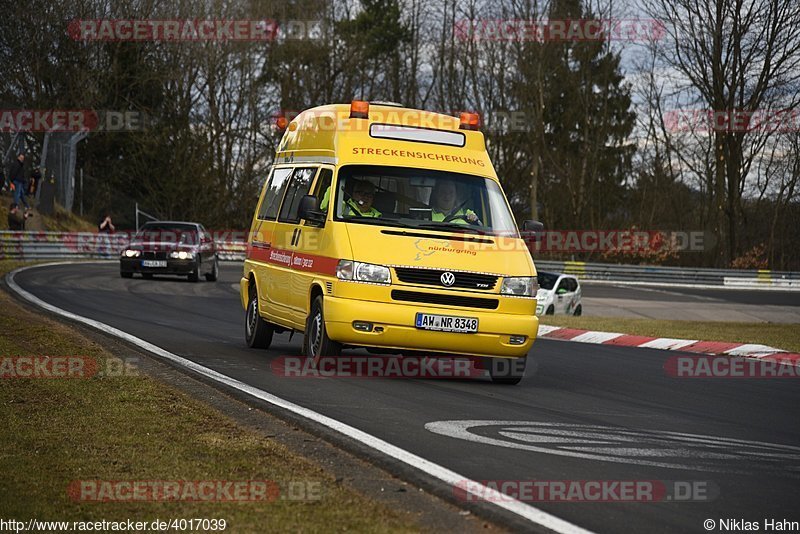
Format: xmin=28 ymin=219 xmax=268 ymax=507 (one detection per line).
xmin=308 ymin=282 xmax=325 ymax=315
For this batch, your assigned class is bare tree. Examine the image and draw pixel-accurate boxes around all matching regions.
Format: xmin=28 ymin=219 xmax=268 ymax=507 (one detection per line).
xmin=641 ymin=0 xmax=800 ymax=265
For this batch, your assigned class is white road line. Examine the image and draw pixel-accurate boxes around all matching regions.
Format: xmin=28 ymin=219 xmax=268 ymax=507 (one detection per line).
xmin=723 ymin=344 xmax=785 ymax=356
xmin=537 ymin=324 xmax=562 ymax=336
xmin=569 ymin=331 xmax=624 ymax=344
xmin=6 ymin=263 xmax=594 ymax=534
xmin=638 ymin=338 xmax=698 ymax=351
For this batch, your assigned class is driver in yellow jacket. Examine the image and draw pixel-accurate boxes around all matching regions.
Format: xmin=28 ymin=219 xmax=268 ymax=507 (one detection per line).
xmin=430 ymin=179 xmax=479 ymax=224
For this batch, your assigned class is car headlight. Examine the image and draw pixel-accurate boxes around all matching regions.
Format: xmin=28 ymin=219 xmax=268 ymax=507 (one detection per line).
xmin=169 ymin=251 xmax=195 ymax=260
xmin=169 ymin=250 xmax=194 ymax=260
xmin=336 ymin=260 xmax=391 ymax=284
xmin=501 ymin=276 xmax=538 ymax=297
xmin=122 ymin=249 xmax=141 ymax=258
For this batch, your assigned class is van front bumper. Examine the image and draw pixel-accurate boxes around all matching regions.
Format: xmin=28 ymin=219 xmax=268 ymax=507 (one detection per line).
xmin=323 ymin=296 xmax=537 ymax=358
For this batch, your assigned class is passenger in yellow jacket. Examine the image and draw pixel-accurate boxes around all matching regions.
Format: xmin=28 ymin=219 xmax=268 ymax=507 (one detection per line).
xmin=319 ymin=180 xmax=382 ymax=218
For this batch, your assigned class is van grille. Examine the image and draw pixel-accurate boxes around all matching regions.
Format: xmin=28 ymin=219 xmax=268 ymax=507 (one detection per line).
xmin=394 ymin=267 xmax=498 ymax=290
xmin=391 ymin=290 xmax=499 ymax=310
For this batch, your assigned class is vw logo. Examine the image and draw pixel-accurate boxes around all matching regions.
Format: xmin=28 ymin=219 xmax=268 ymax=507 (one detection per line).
xmin=440 ymin=271 xmax=456 ymax=286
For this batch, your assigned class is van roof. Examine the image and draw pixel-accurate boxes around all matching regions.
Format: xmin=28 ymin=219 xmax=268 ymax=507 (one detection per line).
xmin=275 ymin=103 xmax=496 ymax=178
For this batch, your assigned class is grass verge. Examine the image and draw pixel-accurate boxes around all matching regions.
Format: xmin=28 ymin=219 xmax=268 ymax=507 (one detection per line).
xmin=0 ymin=261 xmax=418 ymax=532
xmin=0 ymin=193 xmax=96 ymax=232
xmin=539 ymin=315 xmax=800 ymax=353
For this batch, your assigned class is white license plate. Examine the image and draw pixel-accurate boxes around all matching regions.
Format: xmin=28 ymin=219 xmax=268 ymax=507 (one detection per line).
xmin=142 ymin=260 xmax=167 ymax=267
xmin=415 ymin=313 xmax=478 ymax=333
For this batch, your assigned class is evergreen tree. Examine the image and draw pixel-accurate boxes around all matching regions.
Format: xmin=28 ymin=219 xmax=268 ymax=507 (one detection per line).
xmin=513 ymin=0 xmax=636 ymax=229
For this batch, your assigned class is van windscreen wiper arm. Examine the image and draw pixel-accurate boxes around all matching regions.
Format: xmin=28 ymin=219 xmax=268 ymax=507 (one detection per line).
xmin=347 ymin=217 xmax=413 ymax=228
xmin=415 ymin=222 xmax=485 ymax=235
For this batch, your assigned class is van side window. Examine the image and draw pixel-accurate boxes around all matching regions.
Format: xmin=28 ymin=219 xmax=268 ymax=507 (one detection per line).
xmin=278 ymin=167 xmax=317 ymax=223
xmin=313 ymin=168 xmax=333 ymax=213
xmin=258 ymin=167 xmax=293 ymax=220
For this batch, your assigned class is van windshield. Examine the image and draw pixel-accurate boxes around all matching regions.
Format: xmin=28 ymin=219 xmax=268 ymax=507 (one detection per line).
xmin=332 ymin=165 xmax=518 ymax=236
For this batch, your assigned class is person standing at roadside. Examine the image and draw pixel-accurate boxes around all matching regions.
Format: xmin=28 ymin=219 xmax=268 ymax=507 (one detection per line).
xmin=98 ymin=212 xmax=115 ymax=233
xmin=9 ymin=153 xmax=31 ymax=213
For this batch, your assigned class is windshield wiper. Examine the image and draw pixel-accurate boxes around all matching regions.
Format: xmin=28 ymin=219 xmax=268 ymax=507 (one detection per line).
xmin=348 ymin=217 xmax=413 ymax=228
xmin=415 ymin=222 xmax=485 ymax=235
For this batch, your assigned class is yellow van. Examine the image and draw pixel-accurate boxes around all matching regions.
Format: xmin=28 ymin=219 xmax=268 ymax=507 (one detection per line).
xmin=240 ymin=101 xmax=541 ymax=384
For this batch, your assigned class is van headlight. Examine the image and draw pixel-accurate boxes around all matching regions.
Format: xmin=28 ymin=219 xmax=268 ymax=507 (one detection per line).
xmin=122 ymin=249 xmax=141 ymax=258
xmin=169 ymin=251 xmax=195 ymax=260
xmin=336 ymin=260 xmax=391 ymax=284
xmin=501 ymin=276 xmax=537 ymax=297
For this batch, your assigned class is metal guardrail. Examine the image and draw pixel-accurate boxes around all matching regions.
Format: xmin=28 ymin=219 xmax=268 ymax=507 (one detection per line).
xmin=534 ymin=260 xmax=800 ymax=288
xmin=2 ymin=232 xmax=798 ymax=288
xmin=0 ymin=231 xmax=245 ymax=261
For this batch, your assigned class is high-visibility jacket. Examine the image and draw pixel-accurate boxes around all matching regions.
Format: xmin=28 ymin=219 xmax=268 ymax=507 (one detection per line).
xmin=431 ymin=207 xmax=476 ymax=224
xmin=344 ymin=199 xmax=381 ymax=218
xmin=319 ymin=187 xmax=381 ymax=217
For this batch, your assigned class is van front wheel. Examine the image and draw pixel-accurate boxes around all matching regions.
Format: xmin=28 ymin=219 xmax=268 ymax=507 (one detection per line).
xmin=306 ymin=296 xmax=342 ymax=364
xmin=485 ymin=356 xmax=527 ymax=385
xmin=245 ymin=292 xmax=274 ymax=349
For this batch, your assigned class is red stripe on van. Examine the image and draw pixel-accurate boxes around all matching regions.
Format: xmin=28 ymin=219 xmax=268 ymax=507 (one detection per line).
xmin=247 ymin=245 xmax=338 ymax=276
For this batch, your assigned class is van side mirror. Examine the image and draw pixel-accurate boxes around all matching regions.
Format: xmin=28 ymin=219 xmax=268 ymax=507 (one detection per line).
xmin=298 ymin=195 xmax=326 ymax=225
xmin=522 ymin=220 xmax=544 ymax=241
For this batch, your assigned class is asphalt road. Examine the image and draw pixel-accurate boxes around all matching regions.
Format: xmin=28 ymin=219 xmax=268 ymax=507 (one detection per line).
xmin=581 ymin=283 xmax=800 ymax=307
xmin=11 ymin=262 xmax=800 ymax=534
xmin=578 ymin=282 xmax=800 ymax=322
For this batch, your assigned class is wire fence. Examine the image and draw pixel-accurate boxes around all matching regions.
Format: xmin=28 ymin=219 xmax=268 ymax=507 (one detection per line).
xmin=40 ymin=131 xmax=87 ymax=212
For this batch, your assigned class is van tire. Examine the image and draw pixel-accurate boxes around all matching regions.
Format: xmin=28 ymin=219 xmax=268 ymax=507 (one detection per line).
xmin=246 ymin=291 xmax=274 ymax=349
xmin=486 ymin=356 xmax=526 ymax=385
xmin=306 ymin=296 xmax=341 ymax=366
xmin=545 ymin=305 xmax=554 ymax=315
xmin=573 ymin=305 xmax=582 ymax=316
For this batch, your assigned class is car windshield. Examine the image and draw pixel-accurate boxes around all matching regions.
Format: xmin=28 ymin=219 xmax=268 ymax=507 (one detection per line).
xmin=538 ymin=272 xmax=559 ymax=290
xmin=332 ymin=165 xmax=518 ymax=236
xmin=136 ymin=223 xmax=198 ymax=244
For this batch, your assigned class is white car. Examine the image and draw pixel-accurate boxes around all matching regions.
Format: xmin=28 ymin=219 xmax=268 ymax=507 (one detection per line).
xmin=535 ymin=272 xmax=582 ymax=316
